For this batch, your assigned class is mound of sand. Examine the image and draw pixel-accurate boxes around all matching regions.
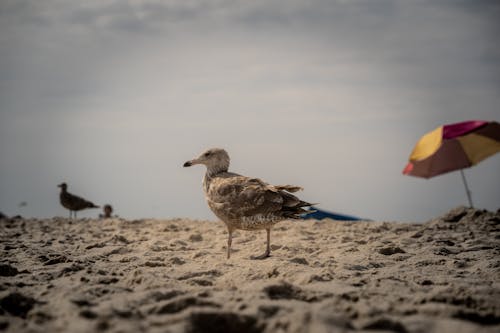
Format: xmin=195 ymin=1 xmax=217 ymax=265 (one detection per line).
xmin=1 ymin=206 xmax=499 ymax=332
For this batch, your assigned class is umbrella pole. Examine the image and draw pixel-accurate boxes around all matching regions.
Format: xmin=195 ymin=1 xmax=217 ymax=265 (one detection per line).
xmin=460 ymin=169 xmax=474 ymax=208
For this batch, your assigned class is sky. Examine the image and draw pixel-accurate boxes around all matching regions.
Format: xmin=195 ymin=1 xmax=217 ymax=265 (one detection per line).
xmin=0 ymin=0 xmax=499 ymax=222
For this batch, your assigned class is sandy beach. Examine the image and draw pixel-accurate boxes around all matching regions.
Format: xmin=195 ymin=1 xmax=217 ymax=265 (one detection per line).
xmin=0 ymin=206 xmax=499 ymax=332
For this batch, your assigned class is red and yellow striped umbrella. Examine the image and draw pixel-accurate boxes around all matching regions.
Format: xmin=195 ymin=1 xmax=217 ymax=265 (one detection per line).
xmin=403 ymin=120 xmax=500 ymax=206
xmin=403 ymin=120 xmax=500 ymax=178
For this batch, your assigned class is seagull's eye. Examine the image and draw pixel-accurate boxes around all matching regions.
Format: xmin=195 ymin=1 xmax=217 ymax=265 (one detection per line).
xmin=204 ymin=152 xmax=211 ymax=157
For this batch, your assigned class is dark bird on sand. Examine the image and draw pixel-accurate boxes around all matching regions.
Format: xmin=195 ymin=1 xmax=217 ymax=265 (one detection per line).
xmin=184 ymin=148 xmax=314 ymax=259
xmin=58 ymin=183 xmax=99 ymax=218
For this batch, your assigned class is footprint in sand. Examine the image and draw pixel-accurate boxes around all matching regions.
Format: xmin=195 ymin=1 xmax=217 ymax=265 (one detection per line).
xmin=189 ymin=233 xmax=203 ymax=242
xmin=150 ymin=296 xmax=220 ymax=315
xmin=170 ymin=257 xmax=186 ymax=265
xmin=0 ymin=292 xmax=39 ymax=318
xmin=187 ymin=311 xmax=262 ymax=333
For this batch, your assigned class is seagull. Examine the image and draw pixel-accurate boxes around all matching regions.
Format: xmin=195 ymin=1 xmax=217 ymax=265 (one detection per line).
xmin=58 ymin=183 xmax=99 ymax=218
xmin=184 ymin=148 xmax=313 ymax=259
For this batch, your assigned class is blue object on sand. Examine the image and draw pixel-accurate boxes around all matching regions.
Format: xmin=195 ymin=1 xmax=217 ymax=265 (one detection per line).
xmin=301 ymin=207 xmax=367 ymax=221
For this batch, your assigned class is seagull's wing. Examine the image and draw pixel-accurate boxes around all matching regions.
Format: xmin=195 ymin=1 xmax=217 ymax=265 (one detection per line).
xmin=66 ymin=192 xmax=99 ymax=209
xmin=207 ymin=175 xmax=310 ymax=220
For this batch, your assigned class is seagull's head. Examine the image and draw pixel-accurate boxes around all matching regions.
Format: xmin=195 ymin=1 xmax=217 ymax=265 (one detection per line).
xmin=183 ymin=148 xmax=230 ymax=173
xmin=58 ymin=183 xmax=68 ymax=191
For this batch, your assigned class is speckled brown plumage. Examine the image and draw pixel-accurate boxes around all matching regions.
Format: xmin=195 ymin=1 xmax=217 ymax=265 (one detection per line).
xmin=58 ymin=183 xmax=99 ymax=218
xmin=184 ymin=148 xmax=313 ymax=259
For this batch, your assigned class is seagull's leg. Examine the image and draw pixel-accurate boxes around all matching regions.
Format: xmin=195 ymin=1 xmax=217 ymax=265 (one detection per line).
xmin=251 ymin=228 xmax=271 ymax=260
xmin=266 ymin=227 xmax=271 ymax=255
xmin=227 ymin=229 xmax=233 ymax=259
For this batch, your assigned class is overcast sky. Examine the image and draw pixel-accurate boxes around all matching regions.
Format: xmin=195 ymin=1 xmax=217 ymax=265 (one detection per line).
xmin=1 ymin=0 xmax=499 ymax=222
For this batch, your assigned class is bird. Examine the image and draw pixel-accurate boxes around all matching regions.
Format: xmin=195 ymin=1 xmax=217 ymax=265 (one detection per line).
xmin=183 ymin=148 xmax=313 ymax=259
xmin=99 ymin=204 xmax=114 ymax=219
xmin=58 ymin=183 xmax=99 ymax=218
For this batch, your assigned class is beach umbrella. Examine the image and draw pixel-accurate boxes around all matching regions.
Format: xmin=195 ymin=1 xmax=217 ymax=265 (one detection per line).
xmin=403 ymin=120 xmax=500 ymax=207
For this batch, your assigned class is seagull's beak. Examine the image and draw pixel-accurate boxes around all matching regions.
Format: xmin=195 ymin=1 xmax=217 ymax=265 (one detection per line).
xmin=183 ymin=158 xmax=201 ymax=167
xmin=184 ymin=155 xmax=206 ymax=167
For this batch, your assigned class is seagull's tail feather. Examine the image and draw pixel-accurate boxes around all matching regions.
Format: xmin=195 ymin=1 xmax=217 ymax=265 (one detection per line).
xmin=282 ymin=199 xmax=315 ymax=219
xmin=84 ymin=200 xmax=100 ymax=209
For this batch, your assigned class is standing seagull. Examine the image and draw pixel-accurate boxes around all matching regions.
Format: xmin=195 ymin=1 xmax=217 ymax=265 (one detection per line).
xmin=184 ymin=148 xmax=313 ymax=259
xmin=58 ymin=183 xmax=99 ymax=218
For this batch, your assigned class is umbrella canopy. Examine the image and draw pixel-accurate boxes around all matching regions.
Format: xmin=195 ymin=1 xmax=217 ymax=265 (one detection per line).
xmin=403 ymin=120 xmax=500 ymax=178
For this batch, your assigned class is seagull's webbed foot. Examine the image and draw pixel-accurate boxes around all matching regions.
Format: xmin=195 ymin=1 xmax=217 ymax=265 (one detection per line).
xmin=251 ymin=228 xmax=272 ymax=260
xmin=250 ymin=251 xmax=270 ymax=260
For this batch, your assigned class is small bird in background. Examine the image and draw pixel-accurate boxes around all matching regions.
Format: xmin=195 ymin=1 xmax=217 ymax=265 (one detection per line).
xmin=99 ymin=204 xmax=114 ymax=219
xmin=184 ymin=148 xmax=314 ymax=259
xmin=58 ymin=183 xmax=99 ymax=219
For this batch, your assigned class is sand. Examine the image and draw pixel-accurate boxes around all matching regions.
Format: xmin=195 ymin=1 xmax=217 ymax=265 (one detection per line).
xmin=0 ymin=206 xmax=499 ymax=333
